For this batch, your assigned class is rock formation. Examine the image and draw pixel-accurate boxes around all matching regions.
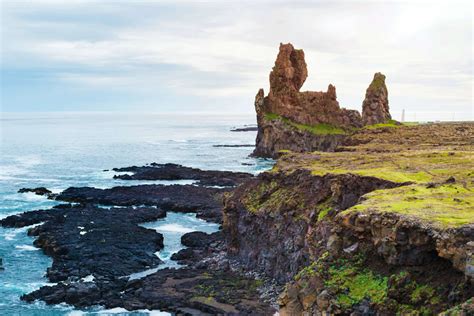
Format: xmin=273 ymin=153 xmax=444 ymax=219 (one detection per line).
xmin=256 ymin=43 xmax=362 ymax=129
xmin=253 ymin=43 xmax=393 ymax=158
xmin=362 ymin=72 xmax=391 ymax=125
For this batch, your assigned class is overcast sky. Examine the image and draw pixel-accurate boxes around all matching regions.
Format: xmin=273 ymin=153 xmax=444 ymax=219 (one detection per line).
xmin=1 ymin=0 xmax=472 ymax=121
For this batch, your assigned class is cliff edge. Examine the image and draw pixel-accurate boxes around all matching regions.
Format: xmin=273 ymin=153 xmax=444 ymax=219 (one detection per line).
xmin=225 ymin=122 xmax=474 ymax=315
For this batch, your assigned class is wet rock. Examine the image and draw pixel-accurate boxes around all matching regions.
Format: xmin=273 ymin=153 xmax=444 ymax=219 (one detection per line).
xmin=230 ymin=126 xmax=258 ymax=132
xmin=2 ymin=205 xmax=165 ymax=282
xmin=18 ymin=187 xmax=54 ymax=198
xmin=181 ymin=231 xmax=221 ymax=248
xmin=112 ymin=163 xmax=253 ymax=187
xmin=55 ymin=184 xmax=226 ymax=222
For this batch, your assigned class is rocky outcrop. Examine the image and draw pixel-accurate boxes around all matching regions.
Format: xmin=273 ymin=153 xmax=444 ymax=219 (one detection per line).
xmin=1 ymin=204 xmax=166 ymax=282
xmin=113 ymin=163 xmax=253 ymax=187
xmin=362 ymin=72 xmax=391 ymax=125
xmin=260 ymin=43 xmax=362 ymax=128
xmin=223 ymin=161 xmax=473 ymax=314
xmin=223 ymin=170 xmax=403 ymax=283
xmin=252 ymin=43 xmax=392 ymax=158
xmin=252 ymin=119 xmax=347 ymax=158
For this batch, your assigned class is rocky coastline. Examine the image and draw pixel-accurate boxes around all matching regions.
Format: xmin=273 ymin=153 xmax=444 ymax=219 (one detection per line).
xmin=2 ymin=43 xmax=473 ymax=315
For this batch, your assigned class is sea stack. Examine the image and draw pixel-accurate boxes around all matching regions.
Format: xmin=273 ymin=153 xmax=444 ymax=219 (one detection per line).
xmin=361 ymin=72 xmax=391 ymax=125
xmin=252 ymin=43 xmax=363 ymax=158
xmin=252 ymin=43 xmax=393 ymax=158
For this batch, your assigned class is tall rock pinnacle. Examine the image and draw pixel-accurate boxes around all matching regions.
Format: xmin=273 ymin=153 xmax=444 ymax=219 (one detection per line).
xmin=269 ymin=43 xmax=308 ymax=96
xmin=362 ymin=73 xmax=391 ymax=125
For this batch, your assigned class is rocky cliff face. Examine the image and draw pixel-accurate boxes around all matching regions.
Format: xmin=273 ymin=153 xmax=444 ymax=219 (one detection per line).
xmin=225 ymin=123 xmax=474 ymax=314
xmin=362 ymin=72 xmax=391 ymax=125
xmin=253 ymin=43 xmax=392 ymax=158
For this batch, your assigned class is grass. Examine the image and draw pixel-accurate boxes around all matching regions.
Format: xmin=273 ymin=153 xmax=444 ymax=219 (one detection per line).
xmin=272 ymin=150 xmax=474 ymax=227
xmin=347 ymin=184 xmax=474 ymax=227
xmin=276 ymin=150 xmax=473 ymax=184
xmin=264 ymin=112 xmax=347 ymax=135
xmin=364 ymin=119 xmax=401 ymax=130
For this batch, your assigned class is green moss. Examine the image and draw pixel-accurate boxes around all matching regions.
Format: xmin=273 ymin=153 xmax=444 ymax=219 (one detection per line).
xmin=264 ymin=112 xmax=347 ymax=135
xmin=325 ymin=264 xmax=388 ymax=308
xmin=410 ymin=284 xmax=436 ymax=304
xmin=242 ymin=180 xmax=306 ymax=214
xmin=364 ymin=119 xmax=400 ymax=130
xmin=294 ymin=252 xmax=329 ymax=281
xmin=368 ymin=73 xmax=386 ymax=92
xmin=347 ymin=184 xmax=474 ymax=227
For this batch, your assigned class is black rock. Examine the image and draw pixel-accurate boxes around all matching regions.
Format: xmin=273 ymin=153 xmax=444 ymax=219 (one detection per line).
xmin=181 ymin=231 xmax=222 ymax=248
xmin=112 ymin=163 xmax=253 ymax=187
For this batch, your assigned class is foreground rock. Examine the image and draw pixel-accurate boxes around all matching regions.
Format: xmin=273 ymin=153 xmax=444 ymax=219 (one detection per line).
xmin=22 ymin=267 xmax=275 ymax=314
xmin=56 ymin=184 xmax=226 ymax=222
xmin=113 ymin=163 xmax=253 ymax=187
xmin=252 ymin=43 xmax=393 ymax=158
xmin=1 ymin=205 xmax=165 ymax=282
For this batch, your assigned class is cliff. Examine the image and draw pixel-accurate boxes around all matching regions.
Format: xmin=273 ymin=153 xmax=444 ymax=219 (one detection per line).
xmin=224 ymin=122 xmax=474 ymax=314
xmin=253 ymin=43 xmax=392 ymax=158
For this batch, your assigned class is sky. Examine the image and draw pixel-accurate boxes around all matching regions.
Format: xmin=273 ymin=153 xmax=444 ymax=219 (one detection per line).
xmin=0 ymin=0 xmax=472 ymax=121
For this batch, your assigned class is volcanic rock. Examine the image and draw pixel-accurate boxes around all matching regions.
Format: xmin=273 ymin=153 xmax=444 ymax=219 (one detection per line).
xmin=361 ymin=72 xmax=392 ymax=125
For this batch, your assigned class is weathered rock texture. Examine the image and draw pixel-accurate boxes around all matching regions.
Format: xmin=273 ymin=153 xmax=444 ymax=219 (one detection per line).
xmin=223 ymin=170 xmax=473 ymax=314
xmin=253 ymin=43 xmax=392 ymax=158
xmin=223 ymin=170 xmax=403 ymax=283
xmin=261 ymin=43 xmax=362 ymax=128
xmin=362 ymin=72 xmax=391 ymax=125
xmin=226 ymin=122 xmax=474 ymax=314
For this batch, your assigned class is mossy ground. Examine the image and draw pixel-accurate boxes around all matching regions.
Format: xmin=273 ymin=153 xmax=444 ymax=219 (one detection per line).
xmin=272 ymin=149 xmax=474 ymax=227
xmin=264 ymin=112 xmax=347 ymax=135
xmin=347 ymin=183 xmax=474 ymax=227
xmin=364 ymin=119 xmax=401 ymax=130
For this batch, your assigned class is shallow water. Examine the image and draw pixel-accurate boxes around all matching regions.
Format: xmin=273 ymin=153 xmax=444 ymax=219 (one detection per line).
xmin=0 ymin=112 xmax=273 ymax=315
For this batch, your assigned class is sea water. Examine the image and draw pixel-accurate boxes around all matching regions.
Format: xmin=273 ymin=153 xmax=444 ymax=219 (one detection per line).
xmin=0 ymin=112 xmax=273 ymax=315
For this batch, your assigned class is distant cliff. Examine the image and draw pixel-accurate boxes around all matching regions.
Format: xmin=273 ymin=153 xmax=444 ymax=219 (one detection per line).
xmin=253 ymin=43 xmax=392 ymax=158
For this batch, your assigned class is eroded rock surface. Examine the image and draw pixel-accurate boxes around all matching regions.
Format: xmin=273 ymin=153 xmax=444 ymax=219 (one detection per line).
xmin=362 ymin=72 xmax=391 ymax=125
xmin=252 ymin=43 xmax=393 ymax=158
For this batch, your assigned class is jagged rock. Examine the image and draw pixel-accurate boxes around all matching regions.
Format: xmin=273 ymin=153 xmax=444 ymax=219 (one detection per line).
xmin=256 ymin=43 xmax=362 ymax=129
xmin=252 ymin=43 xmax=386 ymax=158
xmin=362 ymin=72 xmax=392 ymax=125
xmin=251 ymin=44 xmax=399 ymax=158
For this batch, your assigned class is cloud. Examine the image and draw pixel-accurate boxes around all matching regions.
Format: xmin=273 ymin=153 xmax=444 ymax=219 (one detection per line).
xmin=1 ymin=0 xmax=472 ymax=119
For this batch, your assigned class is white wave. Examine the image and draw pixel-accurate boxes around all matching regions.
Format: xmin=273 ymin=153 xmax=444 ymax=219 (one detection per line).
xmin=22 ymin=192 xmax=50 ymax=202
xmin=81 ymin=275 xmax=95 ymax=282
xmin=15 ymin=245 xmax=39 ymax=251
xmin=2 ymin=221 xmax=45 ymax=240
xmin=152 ymin=223 xmax=195 ymax=233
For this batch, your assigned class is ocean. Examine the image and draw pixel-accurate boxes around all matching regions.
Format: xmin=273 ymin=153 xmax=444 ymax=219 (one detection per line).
xmin=0 ymin=112 xmax=273 ymax=315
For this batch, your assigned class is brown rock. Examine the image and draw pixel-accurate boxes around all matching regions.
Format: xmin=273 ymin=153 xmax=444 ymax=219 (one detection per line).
xmin=362 ymin=72 xmax=392 ymax=125
xmin=256 ymin=43 xmax=363 ymax=128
